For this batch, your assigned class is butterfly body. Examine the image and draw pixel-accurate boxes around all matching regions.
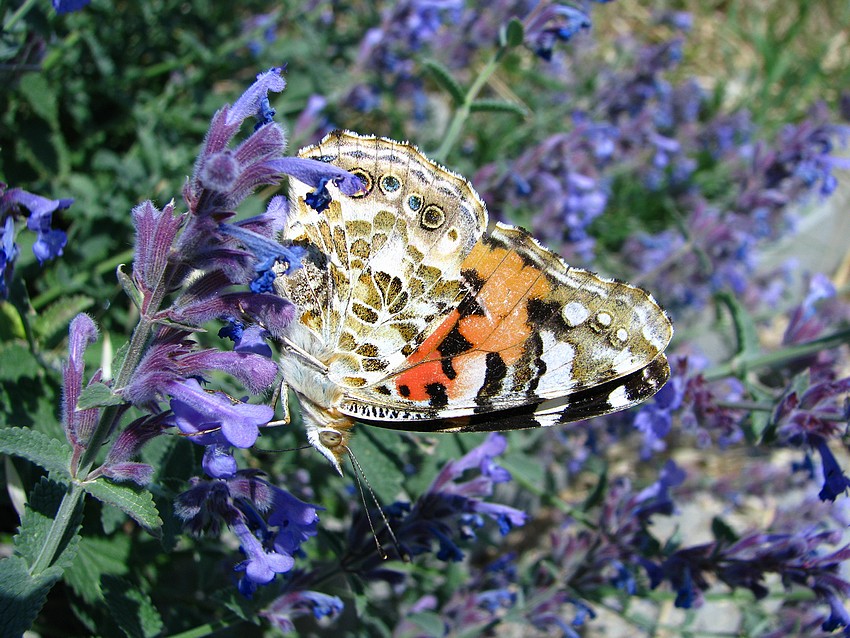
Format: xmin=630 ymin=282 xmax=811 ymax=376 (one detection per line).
xmin=276 ymin=131 xmax=672 ymax=474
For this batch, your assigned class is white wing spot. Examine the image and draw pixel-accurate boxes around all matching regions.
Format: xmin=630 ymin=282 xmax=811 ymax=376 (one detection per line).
xmin=596 ymin=312 xmax=612 ymax=327
xmin=615 ymin=327 xmax=629 ymax=343
xmin=562 ymin=302 xmax=590 ymax=327
xmin=607 ymin=385 xmax=630 ymax=409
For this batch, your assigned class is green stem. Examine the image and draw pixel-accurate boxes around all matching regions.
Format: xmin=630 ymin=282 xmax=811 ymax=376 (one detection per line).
xmin=167 ymin=619 xmax=238 ymax=638
xmin=3 ymin=0 xmax=39 ymax=32
xmin=432 ymin=50 xmax=504 ymax=163
xmin=29 ymin=482 xmax=84 ymax=575
xmin=31 ymin=314 xmax=156 ymax=576
xmin=703 ymin=327 xmax=850 ymax=381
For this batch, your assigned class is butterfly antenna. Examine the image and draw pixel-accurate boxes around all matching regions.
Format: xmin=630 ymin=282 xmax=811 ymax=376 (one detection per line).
xmin=345 ymin=447 xmax=409 ymax=562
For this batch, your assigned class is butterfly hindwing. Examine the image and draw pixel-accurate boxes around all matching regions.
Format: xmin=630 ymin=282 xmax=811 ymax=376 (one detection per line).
xmin=339 ymin=221 xmax=673 ymax=422
xmin=352 ymin=354 xmax=671 ymax=433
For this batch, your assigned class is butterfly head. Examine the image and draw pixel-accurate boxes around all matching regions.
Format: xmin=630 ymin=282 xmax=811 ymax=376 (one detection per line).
xmin=305 ymin=416 xmax=354 ymax=476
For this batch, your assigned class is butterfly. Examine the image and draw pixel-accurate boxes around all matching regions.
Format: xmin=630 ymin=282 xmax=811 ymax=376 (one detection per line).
xmin=275 ymin=131 xmax=673 ymax=474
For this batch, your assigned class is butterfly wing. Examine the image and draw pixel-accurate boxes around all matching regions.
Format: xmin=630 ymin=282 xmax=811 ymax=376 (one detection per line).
xmin=277 ymin=131 xmax=487 ymax=387
xmin=338 ymin=222 xmax=672 ymax=425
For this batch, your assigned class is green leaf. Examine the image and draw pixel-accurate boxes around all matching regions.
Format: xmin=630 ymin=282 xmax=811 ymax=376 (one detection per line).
xmin=469 ymin=99 xmax=527 ymax=117
xmin=0 ymin=427 xmax=71 ymax=478
xmin=116 ymin=265 xmax=143 ymax=310
xmin=18 ymin=73 xmax=59 ymax=127
xmin=501 ymin=17 xmax=525 ymax=48
xmin=405 ymin=611 xmax=446 ymax=637
xmin=32 ymin=294 xmax=95 ymax=344
xmin=422 ymin=58 xmax=465 ymax=106
xmin=711 ymin=516 xmax=739 ymax=544
xmin=0 ymin=301 xmax=26 ymax=340
xmin=102 ymin=576 xmax=164 ymax=638
xmin=0 ymin=555 xmax=64 ymax=638
xmin=81 ymin=479 xmax=162 ymax=533
xmin=14 ymin=478 xmax=82 ymax=572
xmin=350 ymin=428 xmax=407 ymax=505
xmin=77 ymin=382 xmax=125 ymax=409
xmin=64 ymin=535 xmax=131 ymax=603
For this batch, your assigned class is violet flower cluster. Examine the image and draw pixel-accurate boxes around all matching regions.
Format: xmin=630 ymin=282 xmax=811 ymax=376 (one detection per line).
xmin=60 ymin=68 xmax=363 ymax=595
xmin=341 ymin=1 xmax=608 ymax=118
xmin=0 ymin=183 xmax=71 ymax=297
xmin=342 ymin=433 xmax=527 ymax=580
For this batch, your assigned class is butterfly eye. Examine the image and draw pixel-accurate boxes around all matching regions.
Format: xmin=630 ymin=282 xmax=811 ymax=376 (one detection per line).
xmin=420 ymin=204 xmax=445 ymax=230
xmin=380 ymin=174 xmax=401 ymax=194
xmin=349 ymin=169 xmax=372 ymax=197
xmin=319 ymin=430 xmax=343 ymax=448
xmin=407 ymin=194 xmax=423 ymax=212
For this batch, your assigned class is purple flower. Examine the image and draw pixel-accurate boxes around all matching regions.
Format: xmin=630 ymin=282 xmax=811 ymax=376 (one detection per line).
xmin=523 ymin=4 xmax=592 ymax=61
xmin=176 ymin=471 xmax=322 ymax=595
xmin=167 ymin=378 xmax=272 ymax=449
xmin=52 ymin=0 xmax=90 ymax=13
xmin=345 ymin=433 xmax=526 ymax=579
xmin=0 ymin=184 xmax=72 ymax=295
xmin=260 ymin=590 xmax=344 ymax=633
xmin=62 ymin=314 xmax=100 ymax=456
xmin=233 ymin=517 xmax=295 ymax=589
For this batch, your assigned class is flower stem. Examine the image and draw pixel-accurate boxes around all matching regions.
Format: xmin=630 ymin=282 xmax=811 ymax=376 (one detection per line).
xmin=29 ymin=483 xmax=83 ymax=575
xmin=32 ymin=315 xmax=157 ymax=576
xmin=3 ymin=0 xmax=39 ymax=32
xmin=703 ymin=327 xmax=850 ymax=381
xmin=432 ymin=50 xmax=504 ymax=163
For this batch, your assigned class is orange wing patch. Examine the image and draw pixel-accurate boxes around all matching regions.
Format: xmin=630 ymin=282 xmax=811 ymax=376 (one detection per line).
xmin=393 ymin=239 xmax=552 ymax=405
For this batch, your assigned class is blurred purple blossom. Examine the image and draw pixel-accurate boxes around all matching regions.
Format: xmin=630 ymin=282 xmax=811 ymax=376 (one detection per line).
xmin=260 ymin=590 xmax=344 ymax=634
xmin=342 ymin=433 xmax=526 ymax=582
xmin=176 ymin=470 xmax=321 ymax=596
xmin=0 ymin=183 xmax=72 ymax=296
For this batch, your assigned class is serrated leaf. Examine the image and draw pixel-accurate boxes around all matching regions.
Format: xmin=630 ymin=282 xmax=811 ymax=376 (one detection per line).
xmin=77 ymin=381 xmax=124 ymax=409
xmin=422 ymin=58 xmax=465 ymax=105
xmin=32 ymin=294 xmax=95 ymax=343
xmin=501 ymin=17 xmax=525 ymax=48
xmin=102 ymin=576 xmax=164 ymax=638
xmin=14 ymin=478 xmax=82 ymax=573
xmin=0 ymin=427 xmax=71 ymax=478
xmin=81 ymin=479 xmax=162 ymax=533
xmin=64 ymin=535 xmax=131 ymax=603
xmin=469 ymin=99 xmax=527 ymax=117
xmin=0 ymin=343 xmax=40 ymax=382
xmin=0 ymin=555 xmax=64 ymax=638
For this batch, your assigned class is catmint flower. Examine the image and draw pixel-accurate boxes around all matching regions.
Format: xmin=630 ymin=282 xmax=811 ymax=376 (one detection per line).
xmin=97 ymin=415 xmax=166 ymax=485
xmin=773 ymin=376 xmax=850 ymax=501
xmin=523 ymin=3 xmax=592 ymax=61
xmin=176 ymin=471 xmax=321 ymax=596
xmin=52 ymin=0 xmax=90 ymax=13
xmin=167 ymin=377 xmax=273 ymax=449
xmin=62 ymin=314 xmax=99 ymax=452
xmin=345 ymin=433 xmax=527 ymax=580
xmin=0 ymin=184 xmax=72 ymax=296
xmin=260 ymin=590 xmax=344 ymax=633
xmin=122 ymin=335 xmax=279 ymax=406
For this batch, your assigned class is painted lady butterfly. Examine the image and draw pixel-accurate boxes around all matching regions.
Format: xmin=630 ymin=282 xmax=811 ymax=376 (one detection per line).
xmin=276 ymin=131 xmax=673 ymax=474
